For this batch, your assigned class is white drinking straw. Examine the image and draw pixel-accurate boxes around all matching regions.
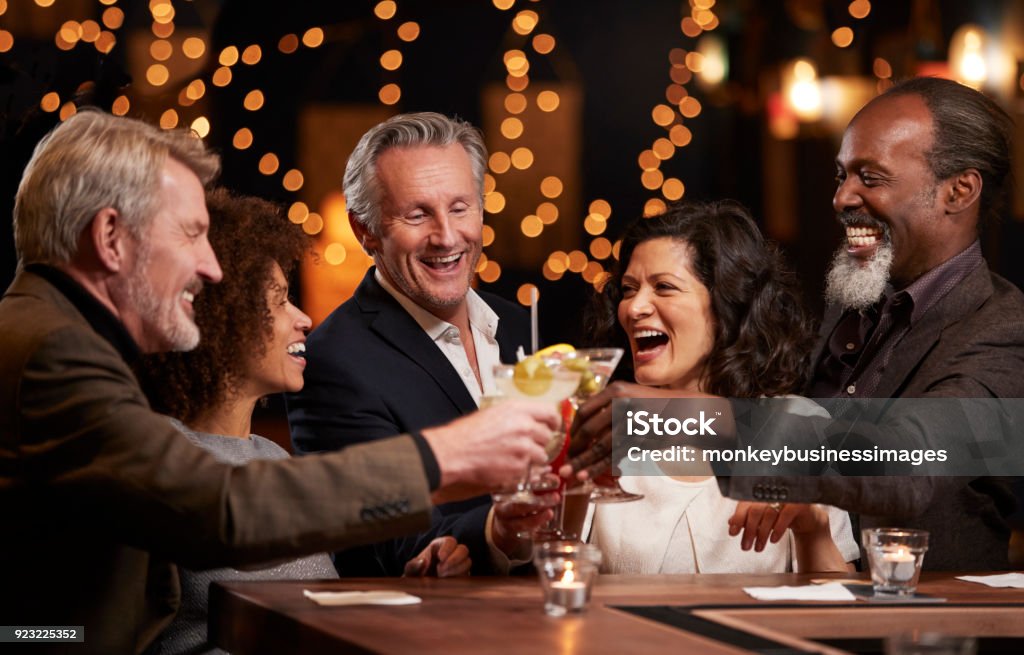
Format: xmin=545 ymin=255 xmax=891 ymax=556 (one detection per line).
xmin=530 ymin=287 xmax=539 ymax=355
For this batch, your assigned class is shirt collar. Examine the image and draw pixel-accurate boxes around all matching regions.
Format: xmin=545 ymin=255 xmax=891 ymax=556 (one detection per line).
xmin=887 ymin=240 xmax=984 ymax=324
xmin=26 ymin=263 xmax=142 ymax=363
xmin=374 ymin=267 xmax=498 ymax=342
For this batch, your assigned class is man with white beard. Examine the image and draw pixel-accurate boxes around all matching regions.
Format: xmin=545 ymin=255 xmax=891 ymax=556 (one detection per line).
xmin=738 ymin=76 xmax=1024 ymax=570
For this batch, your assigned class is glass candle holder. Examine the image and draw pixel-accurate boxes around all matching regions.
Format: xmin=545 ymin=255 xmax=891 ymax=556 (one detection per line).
xmin=862 ymin=528 xmax=929 ymax=596
xmin=533 ymin=541 xmax=602 ymax=617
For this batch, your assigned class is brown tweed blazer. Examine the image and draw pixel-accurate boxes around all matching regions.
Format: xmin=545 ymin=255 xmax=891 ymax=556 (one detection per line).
xmin=0 ymin=270 xmax=433 ymax=654
xmin=726 ymin=264 xmax=1024 ymax=570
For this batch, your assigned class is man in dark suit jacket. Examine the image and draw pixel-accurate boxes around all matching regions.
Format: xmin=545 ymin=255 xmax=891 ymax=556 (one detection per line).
xmin=288 ymin=113 xmax=547 ymax=575
xmin=723 ymin=77 xmax=1024 ymax=570
xmin=0 ymin=110 xmax=555 ymax=654
xmin=290 ymin=268 xmax=532 ymax=574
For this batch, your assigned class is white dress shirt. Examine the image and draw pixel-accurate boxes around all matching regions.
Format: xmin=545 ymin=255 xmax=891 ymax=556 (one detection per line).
xmin=375 ymin=269 xmax=502 ymax=404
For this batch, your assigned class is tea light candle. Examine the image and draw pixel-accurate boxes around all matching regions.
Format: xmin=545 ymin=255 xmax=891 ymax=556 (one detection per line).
xmin=549 ymin=570 xmax=587 ymax=609
xmin=882 ymin=547 xmax=917 ymax=582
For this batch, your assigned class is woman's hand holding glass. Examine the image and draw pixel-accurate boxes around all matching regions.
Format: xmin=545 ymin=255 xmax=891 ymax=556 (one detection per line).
xmin=561 ymin=381 xmax=675 ymax=480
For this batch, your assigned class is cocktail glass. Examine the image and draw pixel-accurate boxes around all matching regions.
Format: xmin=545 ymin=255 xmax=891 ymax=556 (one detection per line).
xmin=551 ymin=348 xmax=643 ymax=503
xmin=489 ymin=363 xmax=581 ymax=538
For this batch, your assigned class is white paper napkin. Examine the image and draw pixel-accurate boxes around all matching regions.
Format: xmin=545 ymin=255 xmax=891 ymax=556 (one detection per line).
xmin=743 ymin=582 xmax=856 ymax=601
xmin=955 ymin=573 xmax=1024 ymax=588
xmin=302 ymin=589 xmax=423 ymax=606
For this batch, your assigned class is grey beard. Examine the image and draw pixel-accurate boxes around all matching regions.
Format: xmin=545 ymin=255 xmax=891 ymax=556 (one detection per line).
xmin=123 ymin=243 xmax=201 ymax=352
xmin=824 ymin=241 xmax=894 ymax=311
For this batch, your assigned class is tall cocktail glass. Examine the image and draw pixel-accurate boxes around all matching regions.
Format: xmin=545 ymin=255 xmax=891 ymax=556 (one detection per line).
xmin=552 ymin=348 xmax=643 ymax=503
xmin=488 ymin=362 xmax=581 ymax=537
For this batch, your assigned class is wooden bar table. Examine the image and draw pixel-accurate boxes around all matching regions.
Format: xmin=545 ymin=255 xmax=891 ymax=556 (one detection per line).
xmin=209 ymin=573 xmax=1024 ymax=654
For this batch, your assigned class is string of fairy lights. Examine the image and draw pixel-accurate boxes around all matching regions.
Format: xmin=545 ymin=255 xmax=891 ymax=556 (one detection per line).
xmin=6 ymin=0 xmax=887 ymax=307
xmin=13 ymin=0 xmax=715 ymax=307
xmin=829 ymin=0 xmax=893 ymax=92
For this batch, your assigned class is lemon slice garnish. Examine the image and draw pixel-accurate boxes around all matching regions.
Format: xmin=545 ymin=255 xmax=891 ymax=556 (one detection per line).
xmin=537 ymin=343 xmax=575 ymax=357
xmin=513 ymin=355 xmax=553 ymax=396
xmin=563 ymin=355 xmax=591 ymax=373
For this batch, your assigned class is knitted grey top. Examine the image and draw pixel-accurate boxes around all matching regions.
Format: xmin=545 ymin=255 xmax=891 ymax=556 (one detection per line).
xmin=144 ymin=419 xmax=337 ymax=655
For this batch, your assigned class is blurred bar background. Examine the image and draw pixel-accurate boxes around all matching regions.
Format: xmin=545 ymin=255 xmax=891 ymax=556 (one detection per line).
xmin=2 ymin=0 xmax=1023 ymax=347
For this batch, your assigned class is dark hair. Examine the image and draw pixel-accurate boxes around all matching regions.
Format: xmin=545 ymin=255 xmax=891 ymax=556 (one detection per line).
xmin=586 ymin=200 xmax=814 ymax=397
xmin=137 ymin=188 xmax=310 ymax=423
xmin=883 ymin=77 xmax=1014 ymax=229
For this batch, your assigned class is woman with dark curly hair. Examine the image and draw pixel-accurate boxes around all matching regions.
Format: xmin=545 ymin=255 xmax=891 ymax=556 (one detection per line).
xmin=581 ymin=200 xmax=857 ymax=574
xmin=138 ymin=189 xmax=469 ymax=655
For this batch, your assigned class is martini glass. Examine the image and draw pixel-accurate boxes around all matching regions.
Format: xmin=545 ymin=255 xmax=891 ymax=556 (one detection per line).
xmin=553 ymin=348 xmax=643 ymax=504
xmin=489 ymin=363 xmax=581 ymax=538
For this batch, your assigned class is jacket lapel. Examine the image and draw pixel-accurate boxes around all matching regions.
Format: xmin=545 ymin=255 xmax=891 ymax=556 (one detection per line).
xmin=870 ymin=264 xmax=992 ymax=399
xmin=493 ymin=309 xmax=526 ymax=364
xmin=810 ymin=304 xmax=843 ymax=378
xmin=354 ymin=270 xmax=478 ymax=414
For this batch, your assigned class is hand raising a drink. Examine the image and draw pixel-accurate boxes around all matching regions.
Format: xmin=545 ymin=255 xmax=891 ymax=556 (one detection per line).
xmin=422 ymin=400 xmax=559 ymax=505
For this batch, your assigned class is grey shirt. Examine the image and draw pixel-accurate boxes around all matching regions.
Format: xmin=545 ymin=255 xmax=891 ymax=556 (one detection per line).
xmin=145 ymin=419 xmax=337 ymax=655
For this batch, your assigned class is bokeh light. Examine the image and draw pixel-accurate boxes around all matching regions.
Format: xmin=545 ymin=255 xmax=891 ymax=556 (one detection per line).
xmin=521 ymin=215 xmax=543 ymax=237
xmin=501 ymin=117 xmax=524 ymax=139
xmin=662 ymin=178 xmax=685 ymax=201
xmin=831 ymin=27 xmax=854 ymax=48
xmin=398 ymin=22 xmax=420 ymax=42
xmin=282 ymin=169 xmax=304 ymax=191
xmin=303 ymin=27 xmax=324 ymax=48
xmin=243 ymin=90 xmax=264 ymax=111
xmin=504 ymin=93 xmax=527 ymax=114
xmin=232 ymin=127 xmax=253 ymax=150
xmin=540 ymin=176 xmax=563 ymax=198
xmin=379 ymin=83 xmax=401 ymax=105
xmin=532 ymin=34 xmax=555 ymax=54
xmin=380 ymin=49 xmax=403 ymax=71
xmin=259 ymin=153 xmax=280 ymax=175
xmin=484 ymin=191 xmax=506 ymax=214
xmin=40 ymin=92 xmax=60 ymax=113
xmin=183 ymin=37 xmax=206 ymax=59
xmin=190 ymin=117 xmax=211 ymax=139
xmin=324 ymin=243 xmax=347 ymax=265
xmin=219 ymin=45 xmax=239 ymax=66
xmin=159 ymin=109 xmax=178 ymax=129
xmin=374 ymin=0 xmax=397 ymax=20
xmin=589 ymin=199 xmax=612 ymax=220
xmin=590 ymin=238 xmax=613 ymax=260
xmin=537 ymin=90 xmax=560 ymax=112
xmin=241 ymin=44 xmax=261 ymax=65
xmin=488 ymin=152 xmax=511 ymax=174
xmin=511 ymin=147 xmax=534 ymax=170
xmin=516 ymin=284 xmax=539 ymax=306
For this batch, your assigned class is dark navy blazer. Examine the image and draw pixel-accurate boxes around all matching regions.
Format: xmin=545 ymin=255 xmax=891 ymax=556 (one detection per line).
xmin=287 ymin=268 xmax=530 ymax=575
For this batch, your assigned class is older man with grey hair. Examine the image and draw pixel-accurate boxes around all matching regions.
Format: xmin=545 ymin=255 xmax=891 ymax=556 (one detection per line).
xmin=288 ymin=112 xmax=547 ymax=576
xmin=0 ymin=109 xmax=557 ymax=654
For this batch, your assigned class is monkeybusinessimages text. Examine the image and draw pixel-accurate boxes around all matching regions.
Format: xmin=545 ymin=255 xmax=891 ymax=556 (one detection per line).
xmin=622 ymin=409 xmax=948 ymax=468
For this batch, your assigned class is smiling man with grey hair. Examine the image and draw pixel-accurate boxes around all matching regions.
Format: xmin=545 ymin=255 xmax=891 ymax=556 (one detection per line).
xmin=288 ymin=112 xmax=546 ymax=577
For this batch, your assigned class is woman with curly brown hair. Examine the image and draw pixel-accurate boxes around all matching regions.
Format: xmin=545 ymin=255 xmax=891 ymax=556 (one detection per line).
xmin=138 ymin=189 xmax=469 ymax=655
xmin=581 ymin=200 xmax=858 ymax=574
